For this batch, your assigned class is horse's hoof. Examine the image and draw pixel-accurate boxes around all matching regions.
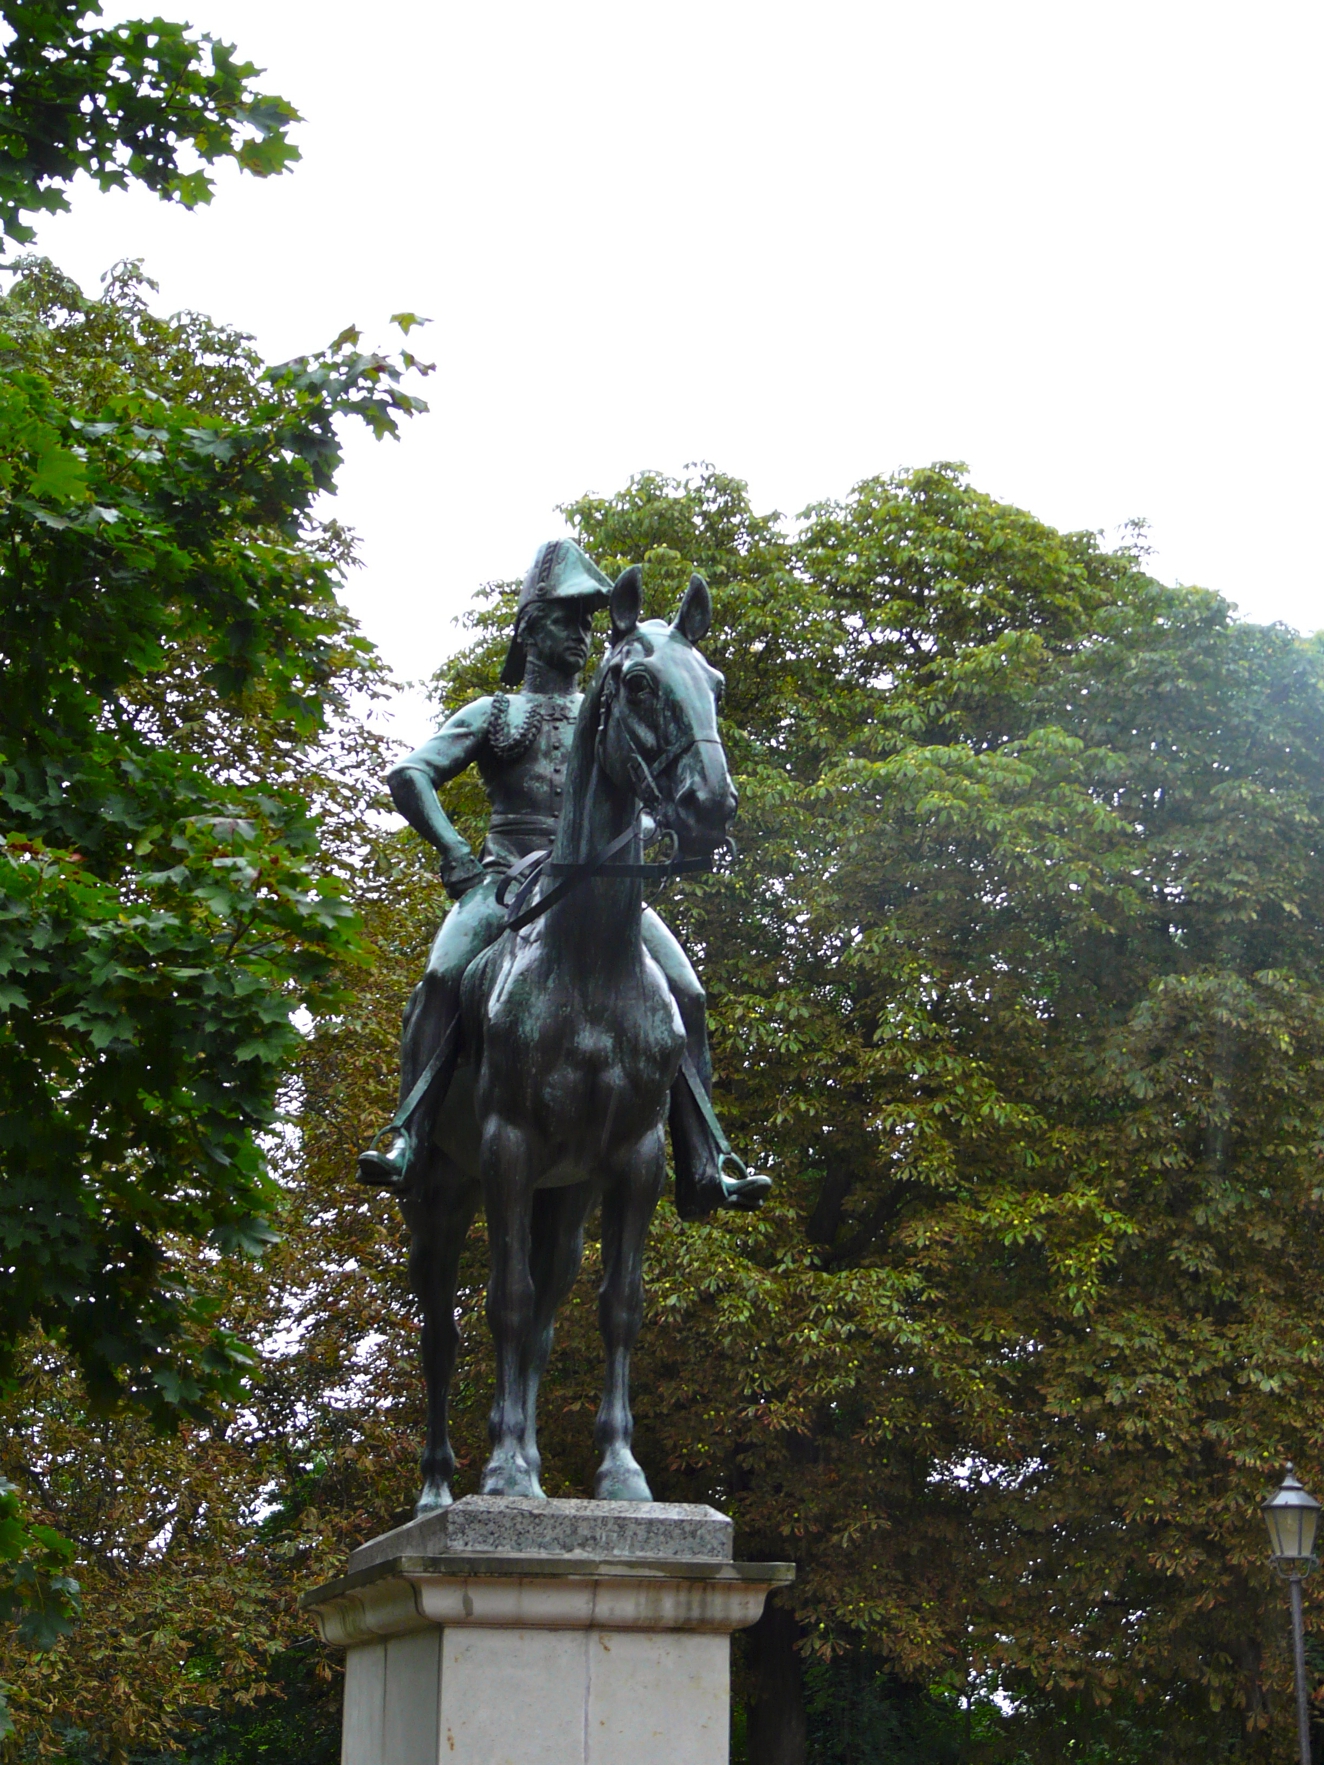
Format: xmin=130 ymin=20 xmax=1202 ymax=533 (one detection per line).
xmin=415 ymin=1479 xmax=453 ymax=1516
xmin=480 ymin=1453 xmax=543 ymax=1498
xmin=594 ymin=1453 xmax=653 ymax=1502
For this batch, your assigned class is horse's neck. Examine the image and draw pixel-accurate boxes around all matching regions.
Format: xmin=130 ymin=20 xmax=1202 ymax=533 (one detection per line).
xmin=543 ymin=758 xmax=643 ymax=984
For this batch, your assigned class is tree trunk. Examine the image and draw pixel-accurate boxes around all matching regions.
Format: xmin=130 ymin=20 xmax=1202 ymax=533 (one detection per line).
xmin=747 ymin=1596 xmax=808 ymax=1765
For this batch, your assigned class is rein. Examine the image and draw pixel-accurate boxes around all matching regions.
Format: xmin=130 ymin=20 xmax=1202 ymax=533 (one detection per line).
xmin=498 ymin=827 xmax=721 ymax=935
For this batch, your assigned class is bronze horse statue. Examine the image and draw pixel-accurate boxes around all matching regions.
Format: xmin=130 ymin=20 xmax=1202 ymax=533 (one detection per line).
xmin=401 ymin=566 xmax=737 ymax=1508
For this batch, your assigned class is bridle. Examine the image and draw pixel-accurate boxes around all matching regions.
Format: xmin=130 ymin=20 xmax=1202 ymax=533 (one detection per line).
xmin=593 ymin=637 xmax=729 ymax=810
xmin=497 ymin=651 xmax=732 ymax=934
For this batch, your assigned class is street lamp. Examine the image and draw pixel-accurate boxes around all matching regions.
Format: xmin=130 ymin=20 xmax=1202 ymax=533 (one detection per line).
xmin=1263 ymin=1465 xmax=1321 ymax=1765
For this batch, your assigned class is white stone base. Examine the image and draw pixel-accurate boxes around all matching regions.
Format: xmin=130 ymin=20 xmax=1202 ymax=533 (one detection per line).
xmin=304 ymin=1498 xmax=793 ymax=1765
xmin=340 ymin=1622 xmax=730 ymax=1765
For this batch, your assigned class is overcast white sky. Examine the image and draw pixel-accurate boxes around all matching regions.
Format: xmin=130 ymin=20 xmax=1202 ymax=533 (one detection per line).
xmin=30 ymin=0 xmax=1323 ymax=745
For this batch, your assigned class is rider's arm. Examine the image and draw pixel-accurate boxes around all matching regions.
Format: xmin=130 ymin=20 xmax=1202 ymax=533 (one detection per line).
xmin=387 ymin=698 xmax=494 ymax=899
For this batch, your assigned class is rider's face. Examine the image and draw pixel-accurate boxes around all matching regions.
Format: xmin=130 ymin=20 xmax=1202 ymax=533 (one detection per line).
xmin=523 ymin=600 xmax=594 ymax=675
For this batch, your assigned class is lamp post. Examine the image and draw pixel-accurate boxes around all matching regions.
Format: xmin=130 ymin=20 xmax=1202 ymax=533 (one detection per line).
xmin=1263 ymin=1465 xmax=1321 ymax=1765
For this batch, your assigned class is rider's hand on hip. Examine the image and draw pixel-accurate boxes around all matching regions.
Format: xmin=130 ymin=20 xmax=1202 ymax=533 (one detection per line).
xmin=442 ymin=854 xmax=486 ymax=900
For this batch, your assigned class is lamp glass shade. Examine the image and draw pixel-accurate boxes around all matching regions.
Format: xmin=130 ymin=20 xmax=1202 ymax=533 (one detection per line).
xmin=1262 ymin=1466 xmax=1322 ymax=1561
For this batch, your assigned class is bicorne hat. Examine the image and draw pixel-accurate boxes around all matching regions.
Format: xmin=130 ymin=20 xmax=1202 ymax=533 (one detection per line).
xmin=500 ymin=539 xmax=613 ymax=686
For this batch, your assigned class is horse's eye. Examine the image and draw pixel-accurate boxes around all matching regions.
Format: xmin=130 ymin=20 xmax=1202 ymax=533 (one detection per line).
xmin=625 ymin=670 xmax=654 ymax=699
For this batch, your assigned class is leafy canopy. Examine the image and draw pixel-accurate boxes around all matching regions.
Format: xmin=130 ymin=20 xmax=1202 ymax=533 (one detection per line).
xmin=442 ymin=464 xmax=1324 ymax=1756
xmin=5 ymin=457 xmax=1324 ymax=1764
xmin=0 ymin=0 xmax=299 ymax=245
xmin=556 ymin=466 xmax=1324 ymax=1759
xmin=0 ymin=255 xmax=429 ymax=1421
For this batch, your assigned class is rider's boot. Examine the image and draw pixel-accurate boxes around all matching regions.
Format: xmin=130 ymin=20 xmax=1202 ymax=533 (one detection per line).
xmin=357 ymin=1125 xmax=415 ymax=1190
xmin=669 ymin=1058 xmax=771 ymax=1221
xmin=357 ymin=974 xmax=459 ymax=1193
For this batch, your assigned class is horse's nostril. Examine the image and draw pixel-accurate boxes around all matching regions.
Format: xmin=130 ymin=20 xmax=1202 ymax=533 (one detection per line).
xmin=677 ymin=781 xmax=737 ymax=830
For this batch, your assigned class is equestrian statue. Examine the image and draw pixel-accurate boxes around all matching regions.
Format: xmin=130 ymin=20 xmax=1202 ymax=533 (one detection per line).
xmin=359 ymin=540 xmax=768 ymax=1509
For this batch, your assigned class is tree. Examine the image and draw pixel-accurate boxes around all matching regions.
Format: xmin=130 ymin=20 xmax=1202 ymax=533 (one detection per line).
xmin=0 ymin=694 xmax=429 ymax=1756
xmin=8 ymin=461 xmax=1324 ymax=1765
xmin=301 ymin=464 xmax=1324 ymax=1758
xmin=556 ymin=465 xmax=1324 ymax=1761
xmin=0 ymin=1 xmax=298 ymax=245
xmin=0 ymin=252 xmax=428 ymax=1417
xmin=0 ymin=246 xmax=429 ymax=1740
xmin=0 ymin=6 xmax=306 ymax=1734
xmin=0 ymin=0 xmax=326 ymax=1413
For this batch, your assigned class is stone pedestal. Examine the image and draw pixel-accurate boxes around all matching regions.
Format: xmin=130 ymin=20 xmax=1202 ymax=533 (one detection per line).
xmin=304 ymin=1496 xmax=794 ymax=1765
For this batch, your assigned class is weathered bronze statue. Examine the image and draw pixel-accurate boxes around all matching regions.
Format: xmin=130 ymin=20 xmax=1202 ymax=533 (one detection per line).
xmin=360 ymin=542 xmax=767 ymax=1509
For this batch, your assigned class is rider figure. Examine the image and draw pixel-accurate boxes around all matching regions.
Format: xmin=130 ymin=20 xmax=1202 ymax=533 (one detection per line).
xmin=357 ymin=538 xmax=769 ymax=1217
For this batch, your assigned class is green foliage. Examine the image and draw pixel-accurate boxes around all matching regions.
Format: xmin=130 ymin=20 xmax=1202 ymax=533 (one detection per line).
xmin=0 ymin=1476 xmax=79 ymax=1739
xmin=169 ymin=1649 xmax=340 ymax=1765
xmin=7 ymin=459 xmax=1324 ymax=1763
xmin=442 ymin=464 xmax=1324 ymax=1757
xmin=0 ymin=1 xmax=299 ymax=246
xmin=0 ymin=822 xmax=432 ymax=1753
xmin=800 ymin=1653 xmax=998 ymax=1764
xmin=0 ymin=255 xmax=429 ymax=1423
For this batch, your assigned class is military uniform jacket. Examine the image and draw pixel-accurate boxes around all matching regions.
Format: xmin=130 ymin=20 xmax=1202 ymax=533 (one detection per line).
xmin=396 ymin=689 xmax=582 ymax=879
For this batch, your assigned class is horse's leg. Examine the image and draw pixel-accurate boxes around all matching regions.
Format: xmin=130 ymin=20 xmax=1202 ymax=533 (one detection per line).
xmin=522 ymin=1181 xmax=595 ymax=1493
xmin=479 ymin=1116 xmax=540 ymax=1497
xmin=401 ymin=1147 xmax=479 ymax=1513
xmin=595 ymin=1128 xmax=667 ymax=1501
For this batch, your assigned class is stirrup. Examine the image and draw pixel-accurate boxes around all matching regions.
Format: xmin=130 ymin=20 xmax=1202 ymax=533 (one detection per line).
xmin=357 ymin=1020 xmax=460 ymax=1194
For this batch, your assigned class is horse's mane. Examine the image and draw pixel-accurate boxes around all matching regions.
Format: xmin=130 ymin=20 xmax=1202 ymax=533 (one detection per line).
xmin=552 ymin=623 xmax=666 ymax=864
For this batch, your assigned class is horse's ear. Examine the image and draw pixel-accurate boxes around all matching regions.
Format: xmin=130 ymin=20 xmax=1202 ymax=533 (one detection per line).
xmin=673 ymin=572 xmax=712 ymax=645
xmin=610 ymin=565 xmax=643 ymax=641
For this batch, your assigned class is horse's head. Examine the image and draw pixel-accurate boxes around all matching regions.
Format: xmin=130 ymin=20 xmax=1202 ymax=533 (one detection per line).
xmin=595 ymin=567 xmax=737 ymax=857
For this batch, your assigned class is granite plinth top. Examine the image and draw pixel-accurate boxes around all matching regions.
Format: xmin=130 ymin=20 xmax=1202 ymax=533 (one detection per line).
xmin=348 ymin=1495 xmax=734 ymax=1575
